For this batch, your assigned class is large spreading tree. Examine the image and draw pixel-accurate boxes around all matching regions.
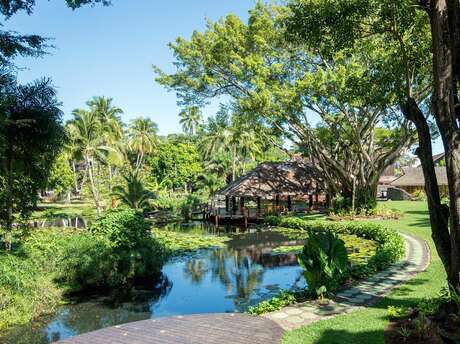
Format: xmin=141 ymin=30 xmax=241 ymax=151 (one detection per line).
xmin=285 ymin=0 xmax=460 ymax=291
xmin=155 ymin=3 xmax=419 ymax=209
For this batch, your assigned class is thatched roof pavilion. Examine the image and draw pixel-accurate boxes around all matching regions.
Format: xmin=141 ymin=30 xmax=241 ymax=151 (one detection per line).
xmin=215 ymin=161 xmax=323 ymax=199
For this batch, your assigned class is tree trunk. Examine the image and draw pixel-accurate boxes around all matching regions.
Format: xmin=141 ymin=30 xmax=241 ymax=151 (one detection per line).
xmin=108 ymin=164 xmax=113 ymax=193
xmin=402 ymin=98 xmax=452 ymax=272
xmin=72 ymin=160 xmax=78 ymax=193
xmin=232 ymin=145 xmax=236 ymax=182
xmin=428 ymin=0 xmax=460 ymax=290
xmin=86 ymin=156 xmax=101 ymax=217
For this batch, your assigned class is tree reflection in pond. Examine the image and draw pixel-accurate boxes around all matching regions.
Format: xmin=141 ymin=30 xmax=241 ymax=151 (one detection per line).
xmin=6 ymin=229 xmax=305 ymax=344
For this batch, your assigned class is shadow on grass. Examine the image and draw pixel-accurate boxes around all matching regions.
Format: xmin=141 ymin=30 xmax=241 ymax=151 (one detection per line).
xmin=314 ymin=329 xmax=383 ymax=344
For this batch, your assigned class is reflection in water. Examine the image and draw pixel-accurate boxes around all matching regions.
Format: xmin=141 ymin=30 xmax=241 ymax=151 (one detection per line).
xmin=5 ymin=226 xmax=305 ymax=344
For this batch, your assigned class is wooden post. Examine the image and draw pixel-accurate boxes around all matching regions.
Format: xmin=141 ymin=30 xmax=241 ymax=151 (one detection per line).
xmin=287 ymin=195 xmax=292 ymax=211
xmin=232 ymin=196 xmax=237 ymax=215
xmin=309 ymin=194 xmax=313 ymax=210
xmin=275 ymin=195 xmax=280 ymax=213
xmin=244 ymin=207 xmax=248 ymax=228
xmin=215 ymin=215 xmax=219 ymax=226
xmin=240 ymin=197 xmax=245 ymax=213
xmin=225 ymin=196 xmax=230 ymax=214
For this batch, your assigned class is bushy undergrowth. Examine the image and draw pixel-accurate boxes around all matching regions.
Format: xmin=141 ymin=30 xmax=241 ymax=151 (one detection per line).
xmin=0 ymin=209 xmax=167 ymax=331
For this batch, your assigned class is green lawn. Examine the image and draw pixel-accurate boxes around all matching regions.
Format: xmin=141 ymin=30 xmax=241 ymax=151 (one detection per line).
xmin=282 ymin=201 xmax=445 ymax=344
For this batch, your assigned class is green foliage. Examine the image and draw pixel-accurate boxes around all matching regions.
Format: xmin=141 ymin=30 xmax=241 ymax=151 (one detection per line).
xmin=412 ymin=189 xmax=427 ymax=201
xmin=266 ymin=216 xmax=405 ymax=283
xmin=247 ymin=291 xmax=297 ymax=315
xmin=47 ymin=152 xmax=75 ymax=198
xmin=152 ymin=229 xmax=230 ymax=257
xmin=298 ymin=231 xmax=348 ymax=297
xmin=90 ymin=209 xmax=151 ymax=250
xmin=84 ymin=209 xmax=167 ymax=285
xmin=156 ymin=1 xmax=418 ymax=208
xmin=387 ymin=305 xmax=411 ymax=320
xmin=112 ymin=171 xmax=156 ymax=210
xmin=148 ymin=136 xmax=203 ymax=190
xmin=0 ymin=76 xmax=64 ymax=246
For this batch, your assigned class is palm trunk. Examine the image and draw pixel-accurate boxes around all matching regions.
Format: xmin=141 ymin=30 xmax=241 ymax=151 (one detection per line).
xmin=72 ymin=160 xmax=78 ymax=192
xmin=86 ymin=156 xmax=101 ymax=217
xmin=135 ymin=150 xmax=144 ymax=172
xmin=232 ymin=145 xmax=236 ymax=182
xmin=108 ymin=164 xmax=113 ymax=193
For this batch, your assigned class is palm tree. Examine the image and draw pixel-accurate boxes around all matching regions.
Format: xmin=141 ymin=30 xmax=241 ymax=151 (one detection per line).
xmin=128 ymin=117 xmax=158 ymax=171
xmin=87 ymin=96 xmax=124 ymax=139
xmin=112 ymin=171 xmax=155 ymax=210
xmin=198 ymin=173 xmax=222 ymax=196
xmin=87 ymin=96 xmax=124 ymax=191
xmin=179 ymin=106 xmax=202 ymax=135
xmin=67 ymin=109 xmax=107 ymax=216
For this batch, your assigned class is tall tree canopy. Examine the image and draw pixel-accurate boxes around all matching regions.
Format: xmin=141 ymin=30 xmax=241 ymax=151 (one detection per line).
xmin=155 ymin=2 xmax=419 ymax=209
xmin=0 ymin=75 xmax=64 ymax=247
xmin=285 ymin=0 xmax=460 ymax=292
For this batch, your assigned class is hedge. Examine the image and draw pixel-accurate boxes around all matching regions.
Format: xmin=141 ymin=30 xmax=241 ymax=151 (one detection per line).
xmin=265 ymin=216 xmax=405 ymax=276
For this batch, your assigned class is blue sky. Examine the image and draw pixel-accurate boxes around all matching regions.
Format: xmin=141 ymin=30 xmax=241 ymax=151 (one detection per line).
xmin=6 ymin=0 xmax=254 ymax=135
xmin=5 ymin=0 xmax=443 ymax=154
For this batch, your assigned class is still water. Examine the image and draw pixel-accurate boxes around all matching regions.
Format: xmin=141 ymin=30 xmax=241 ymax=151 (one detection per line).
xmin=6 ymin=223 xmax=305 ymax=344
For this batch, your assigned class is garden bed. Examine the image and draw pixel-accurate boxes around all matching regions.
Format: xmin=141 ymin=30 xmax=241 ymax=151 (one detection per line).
xmin=248 ymin=216 xmax=405 ymax=315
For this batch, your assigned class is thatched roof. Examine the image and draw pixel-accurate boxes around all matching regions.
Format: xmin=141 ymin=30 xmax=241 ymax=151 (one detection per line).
xmin=215 ymin=161 xmax=323 ymax=199
xmin=391 ymin=167 xmax=448 ymax=187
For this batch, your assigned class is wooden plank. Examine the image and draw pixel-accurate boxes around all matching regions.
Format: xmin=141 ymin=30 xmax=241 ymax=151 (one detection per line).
xmin=56 ymin=313 xmax=284 ymax=344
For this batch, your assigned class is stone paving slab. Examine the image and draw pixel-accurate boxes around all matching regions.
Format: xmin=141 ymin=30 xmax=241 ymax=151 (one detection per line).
xmin=265 ymin=233 xmax=431 ymax=330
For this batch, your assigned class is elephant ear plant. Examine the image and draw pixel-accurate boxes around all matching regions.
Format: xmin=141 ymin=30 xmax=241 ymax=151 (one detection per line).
xmin=298 ymin=231 xmax=348 ymax=301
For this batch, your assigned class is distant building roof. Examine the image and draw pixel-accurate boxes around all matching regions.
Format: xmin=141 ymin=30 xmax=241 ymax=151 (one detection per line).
xmin=390 ymin=166 xmax=448 ymax=187
xmin=215 ymin=161 xmax=323 ymax=199
xmin=432 ymin=152 xmax=445 ymax=164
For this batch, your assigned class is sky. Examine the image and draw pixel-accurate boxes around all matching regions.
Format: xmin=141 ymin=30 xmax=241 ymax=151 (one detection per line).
xmin=5 ymin=0 xmax=443 ymax=154
xmin=6 ymin=0 xmax=254 ymax=135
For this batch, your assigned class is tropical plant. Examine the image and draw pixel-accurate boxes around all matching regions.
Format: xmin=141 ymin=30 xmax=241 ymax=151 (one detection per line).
xmin=112 ymin=171 xmax=155 ymax=210
xmin=87 ymin=96 xmax=124 ymax=191
xmin=179 ymin=106 xmax=202 ymax=135
xmin=298 ymin=231 xmax=348 ymax=297
xmin=0 ymin=76 xmax=64 ymax=249
xmin=67 ymin=109 xmax=107 ymax=216
xmin=197 ymin=173 xmax=222 ymax=196
xmin=87 ymin=96 xmax=123 ymax=139
xmin=128 ymin=117 xmax=158 ymax=172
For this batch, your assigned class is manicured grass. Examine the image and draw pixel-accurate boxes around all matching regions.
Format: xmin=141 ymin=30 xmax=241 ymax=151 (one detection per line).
xmin=282 ymin=201 xmax=445 ymax=344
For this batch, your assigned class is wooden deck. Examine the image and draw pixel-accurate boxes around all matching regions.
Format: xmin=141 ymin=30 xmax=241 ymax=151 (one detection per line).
xmin=56 ymin=313 xmax=284 ymax=344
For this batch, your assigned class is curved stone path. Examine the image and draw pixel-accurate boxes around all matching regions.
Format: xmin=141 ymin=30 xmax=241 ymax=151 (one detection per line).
xmin=265 ymin=233 xmax=431 ymax=330
xmin=57 ymin=313 xmax=284 ymax=344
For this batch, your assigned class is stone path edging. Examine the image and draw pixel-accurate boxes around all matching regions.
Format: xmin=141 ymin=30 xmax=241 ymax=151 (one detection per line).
xmin=264 ymin=233 xmax=431 ymax=330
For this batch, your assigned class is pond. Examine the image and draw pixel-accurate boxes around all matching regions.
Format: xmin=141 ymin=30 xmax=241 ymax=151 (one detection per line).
xmin=6 ymin=223 xmax=306 ymax=344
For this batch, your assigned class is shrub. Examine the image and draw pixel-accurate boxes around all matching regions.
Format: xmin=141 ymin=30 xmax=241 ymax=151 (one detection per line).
xmin=88 ymin=209 xmax=167 ymax=285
